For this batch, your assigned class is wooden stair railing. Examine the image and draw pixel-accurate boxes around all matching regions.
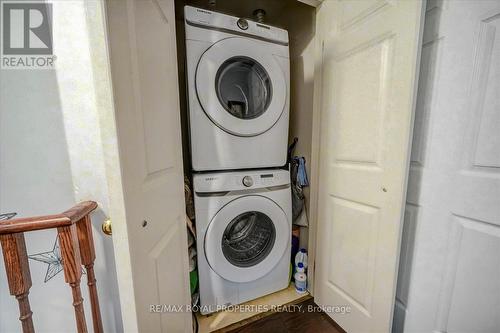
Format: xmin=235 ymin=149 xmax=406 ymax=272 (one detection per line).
xmin=0 ymin=201 xmax=103 ymax=333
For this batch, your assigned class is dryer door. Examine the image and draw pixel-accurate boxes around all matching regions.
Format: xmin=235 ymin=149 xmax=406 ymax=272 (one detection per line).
xmin=196 ymin=37 xmax=287 ymax=137
xmin=204 ymin=195 xmax=290 ymax=283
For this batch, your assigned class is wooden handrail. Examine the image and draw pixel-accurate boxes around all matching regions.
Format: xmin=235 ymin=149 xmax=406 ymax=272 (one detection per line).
xmin=62 ymin=201 xmax=98 ymax=224
xmin=0 ymin=201 xmax=97 ymax=235
xmin=0 ymin=201 xmax=102 ymax=333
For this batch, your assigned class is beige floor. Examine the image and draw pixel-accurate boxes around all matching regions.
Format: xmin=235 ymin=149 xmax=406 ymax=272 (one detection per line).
xmin=196 ymin=284 xmax=311 ymax=333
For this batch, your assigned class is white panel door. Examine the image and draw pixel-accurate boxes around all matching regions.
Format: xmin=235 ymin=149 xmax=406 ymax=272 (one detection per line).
xmin=314 ymin=1 xmax=424 ymax=332
xmin=394 ymin=1 xmax=500 ymax=332
xmin=105 ymin=0 xmax=192 ymax=332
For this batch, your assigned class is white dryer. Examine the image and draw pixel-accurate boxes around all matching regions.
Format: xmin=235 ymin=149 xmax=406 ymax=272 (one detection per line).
xmin=193 ymin=168 xmax=291 ymax=314
xmin=185 ymin=6 xmax=290 ymax=171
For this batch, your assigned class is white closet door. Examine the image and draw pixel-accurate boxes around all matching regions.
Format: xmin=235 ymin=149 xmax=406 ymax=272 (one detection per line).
xmin=395 ymin=1 xmax=500 ymax=332
xmin=314 ymin=1 xmax=424 ymax=332
xmin=105 ymin=0 xmax=192 ymax=332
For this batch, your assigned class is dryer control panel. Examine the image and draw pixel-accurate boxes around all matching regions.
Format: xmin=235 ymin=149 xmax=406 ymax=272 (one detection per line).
xmin=184 ymin=6 xmax=289 ymax=45
xmin=193 ymin=169 xmax=290 ymax=193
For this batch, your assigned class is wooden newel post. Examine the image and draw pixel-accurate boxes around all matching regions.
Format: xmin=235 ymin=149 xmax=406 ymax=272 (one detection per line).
xmin=0 ymin=233 xmax=35 ymax=333
xmin=58 ymin=224 xmax=88 ymax=333
xmin=77 ymin=215 xmax=103 ymax=333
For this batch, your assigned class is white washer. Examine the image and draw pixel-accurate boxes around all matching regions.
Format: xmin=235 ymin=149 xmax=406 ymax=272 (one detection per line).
xmin=185 ymin=6 xmax=290 ymax=171
xmin=193 ymin=168 xmax=292 ymax=314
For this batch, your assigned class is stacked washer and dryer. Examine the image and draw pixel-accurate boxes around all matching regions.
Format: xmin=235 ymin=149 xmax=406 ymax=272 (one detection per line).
xmin=184 ymin=6 xmax=292 ymax=314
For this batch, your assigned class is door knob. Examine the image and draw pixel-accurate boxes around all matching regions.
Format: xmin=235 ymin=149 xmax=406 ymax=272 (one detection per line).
xmin=102 ymin=219 xmax=112 ymax=236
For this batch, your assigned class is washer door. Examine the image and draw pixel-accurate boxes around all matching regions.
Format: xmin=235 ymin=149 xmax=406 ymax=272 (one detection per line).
xmin=196 ymin=37 xmax=287 ymax=137
xmin=204 ymin=195 xmax=289 ymax=283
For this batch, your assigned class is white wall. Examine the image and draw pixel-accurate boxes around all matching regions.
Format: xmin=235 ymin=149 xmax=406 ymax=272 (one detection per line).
xmin=0 ymin=1 xmax=125 ymax=332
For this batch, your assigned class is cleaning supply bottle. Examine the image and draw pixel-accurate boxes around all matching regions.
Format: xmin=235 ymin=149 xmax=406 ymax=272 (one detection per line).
xmin=294 ymin=262 xmax=307 ymax=294
xmin=295 ymin=248 xmax=308 ymax=270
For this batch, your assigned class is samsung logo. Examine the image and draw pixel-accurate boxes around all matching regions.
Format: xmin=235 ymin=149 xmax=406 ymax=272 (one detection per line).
xmin=196 ymin=9 xmax=212 ymax=15
xmin=205 ymin=177 xmax=218 ymax=181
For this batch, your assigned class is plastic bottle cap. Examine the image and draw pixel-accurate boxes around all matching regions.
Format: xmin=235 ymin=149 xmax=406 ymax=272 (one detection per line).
xmin=297 ymin=262 xmax=304 ymax=268
xmin=300 ymin=248 xmax=306 ymax=253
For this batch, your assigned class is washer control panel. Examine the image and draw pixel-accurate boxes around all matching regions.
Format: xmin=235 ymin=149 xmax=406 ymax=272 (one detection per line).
xmin=242 ymin=175 xmax=253 ymax=187
xmin=193 ymin=169 xmax=290 ymax=193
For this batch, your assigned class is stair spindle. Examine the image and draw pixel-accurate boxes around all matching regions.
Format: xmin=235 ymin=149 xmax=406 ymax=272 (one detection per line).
xmin=0 ymin=233 xmax=35 ymax=333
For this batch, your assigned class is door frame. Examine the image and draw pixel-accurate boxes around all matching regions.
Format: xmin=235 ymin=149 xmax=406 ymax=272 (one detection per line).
xmin=306 ymin=2 xmax=323 ymax=297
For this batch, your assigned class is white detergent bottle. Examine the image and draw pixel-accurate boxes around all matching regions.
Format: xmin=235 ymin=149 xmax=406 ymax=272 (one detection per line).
xmin=294 ymin=262 xmax=307 ymax=294
xmin=295 ymin=248 xmax=308 ymax=270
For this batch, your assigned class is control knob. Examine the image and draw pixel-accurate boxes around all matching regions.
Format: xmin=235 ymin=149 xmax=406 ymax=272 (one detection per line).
xmin=237 ymin=18 xmax=249 ymax=30
xmin=242 ymin=176 xmax=253 ymax=187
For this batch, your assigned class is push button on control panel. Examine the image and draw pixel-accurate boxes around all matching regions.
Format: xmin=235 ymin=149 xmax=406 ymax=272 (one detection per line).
xmin=242 ymin=176 xmax=253 ymax=187
xmin=237 ymin=18 xmax=249 ymax=30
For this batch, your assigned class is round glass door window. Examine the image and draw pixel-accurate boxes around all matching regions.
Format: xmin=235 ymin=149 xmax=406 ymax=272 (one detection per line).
xmin=215 ymin=56 xmax=272 ymax=120
xmin=221 ymin=211 xmax=276 ymax=268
